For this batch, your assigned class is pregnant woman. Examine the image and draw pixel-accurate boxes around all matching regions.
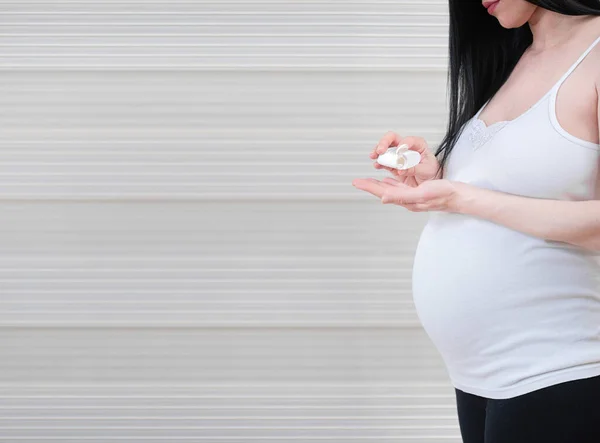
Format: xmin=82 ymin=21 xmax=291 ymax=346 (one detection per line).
xmin=353 ymin=1 xmax=600 ymax=442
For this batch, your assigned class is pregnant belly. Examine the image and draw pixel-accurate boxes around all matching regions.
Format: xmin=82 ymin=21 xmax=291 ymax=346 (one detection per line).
xmin=411 ymin=213 xmax=600 ymax=373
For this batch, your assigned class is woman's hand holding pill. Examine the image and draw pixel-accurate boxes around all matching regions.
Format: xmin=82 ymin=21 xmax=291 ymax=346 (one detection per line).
xmin=369 ymin=132 xmax=441 ymax=187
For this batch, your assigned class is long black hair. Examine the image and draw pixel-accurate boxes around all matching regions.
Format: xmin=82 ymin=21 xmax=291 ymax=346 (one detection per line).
xmin=436 ymin=0 xmax=600 ymax=171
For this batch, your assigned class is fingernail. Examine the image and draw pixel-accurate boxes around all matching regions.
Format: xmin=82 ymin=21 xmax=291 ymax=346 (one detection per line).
xmin=381 ymin=196 xmax=389 ymax=204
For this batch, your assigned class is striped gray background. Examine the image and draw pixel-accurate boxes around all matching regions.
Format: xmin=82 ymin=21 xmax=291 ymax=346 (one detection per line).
xmin=0 ymin=1 xmax=459 ymax=441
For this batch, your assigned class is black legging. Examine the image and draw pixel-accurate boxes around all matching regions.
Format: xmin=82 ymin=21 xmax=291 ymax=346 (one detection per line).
xmin=455 ymin=375 xmax=600 ymax=443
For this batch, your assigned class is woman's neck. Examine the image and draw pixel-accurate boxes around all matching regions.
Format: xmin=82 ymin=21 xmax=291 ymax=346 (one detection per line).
xmin=528 ymin=9 xmax=593 ymax=52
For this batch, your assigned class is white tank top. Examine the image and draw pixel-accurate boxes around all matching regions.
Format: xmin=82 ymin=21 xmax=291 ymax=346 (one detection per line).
xmin=412 ymin=36 xmax=600 ymax=399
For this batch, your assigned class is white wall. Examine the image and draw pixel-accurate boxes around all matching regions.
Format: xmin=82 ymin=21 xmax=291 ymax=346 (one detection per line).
xmin=0 ymin=1 xmax=460 ymax=441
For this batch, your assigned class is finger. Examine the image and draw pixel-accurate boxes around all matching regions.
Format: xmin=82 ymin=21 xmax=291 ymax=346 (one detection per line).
xmin=372 ymin=131 xmax=401 ymax=157
xmin=352 ymin=178 xmax=386 ymax=198
xmin=382 ymin=177 xmax=402 ymax=186
xmin=394 ymin=169 xmax=418 ymax=183
xmin=373 ymin=161 xmax=406 ymax=179
xmin=381 ymin=185 xmax=423 ymax=205
xmin=399 ymin=166 xmax=417 ymax=177
xmin=352 ymin=178 xmax=394 ymax=197
xmin=402 ymin=204 xmax=425 ymax=212
xmin=386 ymin=167 xmax=404 ymax=178
xmin=369 ymin=178 xmax=397 ymax=190
xmin=369 ymin=145 xmax=380 ymax=160
xmin=400 ymin=136 xmax=429 ymax=155
xmin=374 ymin=163 xmax=398 ymax=175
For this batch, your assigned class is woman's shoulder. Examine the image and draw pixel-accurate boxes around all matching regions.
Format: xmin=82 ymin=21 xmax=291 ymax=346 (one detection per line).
xmin=593 ymin=21 xmax=600 ymax=87
xmin=587 ymin=22 xmax=600 ymax=92
xmin=576 ymin=20 xmax=600 ymax=87
xmin=584 ymin=17 xmax=600 ymax=66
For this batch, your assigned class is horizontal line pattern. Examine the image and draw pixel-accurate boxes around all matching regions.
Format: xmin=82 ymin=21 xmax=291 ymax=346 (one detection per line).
xmin=0 ymin=1 xmax=457 ymax=441
xmin=0 ymin=329 xmax=458 ymax=441
xmin=0 ymin=1 xmax=448 ymax=69
xmin=0 ymin=71 xmax=447 ymax=199
xmin=0 ymin=201 xmax=426 ymax=327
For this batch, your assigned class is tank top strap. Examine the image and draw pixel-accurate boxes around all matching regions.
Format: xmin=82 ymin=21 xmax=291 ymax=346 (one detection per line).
xmin=553 ymin=35 xmax=600 ymax=92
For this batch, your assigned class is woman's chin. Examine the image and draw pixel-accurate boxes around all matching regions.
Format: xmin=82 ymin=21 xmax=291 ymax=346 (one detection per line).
xmin=493 ymin=5 xmax=538 ymax=29
xmin=496 ymin=15 xmax=530 ymax=29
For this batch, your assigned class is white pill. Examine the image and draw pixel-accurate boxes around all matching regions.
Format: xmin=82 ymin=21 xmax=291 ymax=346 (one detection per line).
xmin=376 ymin=144 xmax=421 ymax=170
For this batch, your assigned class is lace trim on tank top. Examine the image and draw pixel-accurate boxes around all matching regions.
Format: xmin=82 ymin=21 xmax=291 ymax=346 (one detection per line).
xmin=468 ymin=119 xmax=509 ymax=150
